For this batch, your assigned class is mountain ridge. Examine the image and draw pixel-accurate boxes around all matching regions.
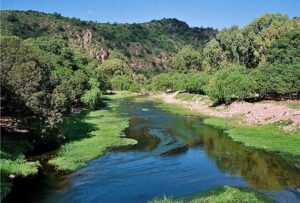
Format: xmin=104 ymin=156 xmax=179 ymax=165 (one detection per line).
xmin=0 ymin=10 xmax=217 ymax=70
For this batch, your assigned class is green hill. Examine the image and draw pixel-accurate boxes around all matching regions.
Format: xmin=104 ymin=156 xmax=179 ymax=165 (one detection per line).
xmin=0 ymin=10 xmax=217 ymax=70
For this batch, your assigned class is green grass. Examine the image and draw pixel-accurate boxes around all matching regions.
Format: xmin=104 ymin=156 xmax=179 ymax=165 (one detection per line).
xmin=175 ymin=93 xmax=212 ymax=104
xmin=48 ymin=95 xmax=137 ymax=171
xmin=103 ymin=90 xmax=139 ymax=100
xmin=203 ymin=117 xmax=300 ymax=157
xmin=0 ymin=140 xmax=40 ymax=199
xmin=151 ymin=186 xmax=274 ymax=203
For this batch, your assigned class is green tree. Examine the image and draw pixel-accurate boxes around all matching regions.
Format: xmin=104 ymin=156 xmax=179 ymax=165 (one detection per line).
xmin=267 ymin=30 xmax=300 ymax=64
xmin=110 ymin=75 xmax=133 ymax=90
xmin=0 ymin=36 xmax=63 ymax=136
xmin=207 ymin=65 xmax=256 ymax=103
xmin=252 ymin=63 xmax=300 ymax=98
xmin=186 ymin=72 xmax=210 ymax=94
xmin=80 ymin=78 xmax=102 ymax=109
xmin=171 ymin=45 xmax=203 ymax=73
xmin=99 ymin=58 xmax=132 ymax=76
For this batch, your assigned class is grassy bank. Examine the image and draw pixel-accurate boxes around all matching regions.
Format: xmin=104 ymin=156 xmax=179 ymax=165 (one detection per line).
xmin=48 ymin=100 xmax=137 ymax=171
xmin=154 ymin=97 xmax=300 ymax=158
xmin=203 ymin=117 xmax=300 ymax=157
xmin=0 ymin=140 xmax=40 ymax=199
xmin=152 ymin=186 xmax=274 ymax=203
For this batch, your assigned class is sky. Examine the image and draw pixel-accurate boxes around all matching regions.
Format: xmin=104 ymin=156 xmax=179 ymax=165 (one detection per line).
xmin=1 ymin=0 xmax=299 ymax=29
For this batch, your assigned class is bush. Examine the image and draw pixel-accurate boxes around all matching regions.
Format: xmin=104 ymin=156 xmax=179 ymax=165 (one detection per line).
xmin=207 ymin=65 xmax=256 ymax=103
xmin=80 ymin=78 xmax=102 ymax=109
xmin=110 ymin=75 xmax=133 ymax=90
xmin=186 ymin=72 xmax=210 ymax=94
xmin=252 ymin=63 xmax=300 ymax=97
xmin=150 ymin=72 xmax=188 ymax=92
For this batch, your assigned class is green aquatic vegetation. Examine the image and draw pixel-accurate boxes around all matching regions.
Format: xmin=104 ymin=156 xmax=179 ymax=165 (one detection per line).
xmin=152 ymin=186 xmax=274 ymax=203
xmin=0 ymin=140 xmax=40 ymax=199
xmin=203 ymin=117 xmax=300 ymax=157
xmin=48 ymin=98 xmax=137 ymax=171
xmin=103 ymin=91 xmax=139 ymax=100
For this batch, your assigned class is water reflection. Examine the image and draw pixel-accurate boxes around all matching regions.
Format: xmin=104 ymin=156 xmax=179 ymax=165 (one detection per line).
xmin=116 ymin=101 xmax=300 ymax=191
xmin=195 ymin=126 xmax=300 ymax=190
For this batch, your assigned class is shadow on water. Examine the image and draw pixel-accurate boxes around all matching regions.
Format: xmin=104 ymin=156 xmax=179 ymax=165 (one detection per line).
xmin=3 ymin=99 xmax=300 ymax=203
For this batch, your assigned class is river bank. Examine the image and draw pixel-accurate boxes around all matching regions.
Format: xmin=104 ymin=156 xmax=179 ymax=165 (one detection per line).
xmin=1 ymin=91 xmax=138 ymax=199
xmin=153 ymin=92 xmax=300 ymax=158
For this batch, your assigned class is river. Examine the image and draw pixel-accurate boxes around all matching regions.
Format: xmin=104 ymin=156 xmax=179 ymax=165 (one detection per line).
xmin=4 ymin=99 xmax=300 ymax=203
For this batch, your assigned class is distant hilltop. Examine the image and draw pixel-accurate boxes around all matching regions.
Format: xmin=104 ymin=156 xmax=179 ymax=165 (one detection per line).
xmin=0 ymin=10 xmax=217 ymax=70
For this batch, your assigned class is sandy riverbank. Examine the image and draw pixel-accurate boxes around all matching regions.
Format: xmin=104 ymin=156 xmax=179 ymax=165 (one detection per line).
xmin=153 ymin=92 xmax=300 ymax=131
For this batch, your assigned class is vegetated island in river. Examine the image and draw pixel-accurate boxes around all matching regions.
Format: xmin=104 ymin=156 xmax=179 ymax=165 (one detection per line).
xmin=1 ymin=10 xmax=300 ymax=202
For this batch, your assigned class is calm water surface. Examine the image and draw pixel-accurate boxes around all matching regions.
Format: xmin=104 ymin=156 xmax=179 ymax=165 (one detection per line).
xmin=4 ymin=99 xmax=300 ymax=203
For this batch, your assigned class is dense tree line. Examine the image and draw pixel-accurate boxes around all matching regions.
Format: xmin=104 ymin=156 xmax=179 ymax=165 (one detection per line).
xmin=148 ymin=14 xmax=300 ymax=103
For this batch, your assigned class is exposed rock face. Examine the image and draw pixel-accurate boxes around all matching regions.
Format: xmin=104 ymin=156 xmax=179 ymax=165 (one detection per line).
xmin=71 ymin=30 xmax=110 ymax=61
xmin=90 ymin=48 xmax=110 ymax=61
xmin=82 ymin=30 xmax=93 ymax=48
xmin=130 ymin=58 xmax=152 ymax=69
xmin=153 ymin=52 xmax=170 ymax=68
xmin=129 ymin=43 xmax=147 ymax=56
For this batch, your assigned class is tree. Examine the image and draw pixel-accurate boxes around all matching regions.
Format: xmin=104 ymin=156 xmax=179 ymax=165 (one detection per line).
xmin=0 ymin=36 xmax=63 ymax=137
xmin=80 ymin=78 xmax=102 ymax=109
xmin=203 ymin=13 xmax=297 ymax=69
xmin=186 ymin=72 xmax=210 ymax=94
xmin=252 ymin=63 xmax=300 ymax=98
xmin=267 ymin=30 xmax=300 ymax=64
xmin=207 ymin=65 xmax=256 ymax=103
xmin=99 ymin=58 xmax=132 ymax=76
xmin=109 ymin=49 xmax=128 ymax=62
xmin=110 ymin=75 xmax=133 ymax=90
xmin=171 ymin=45 xmax=203 ymax=73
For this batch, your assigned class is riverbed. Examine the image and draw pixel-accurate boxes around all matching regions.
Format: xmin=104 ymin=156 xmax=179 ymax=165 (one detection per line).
xmin=4 ymin=99 xmax=300 ymax=203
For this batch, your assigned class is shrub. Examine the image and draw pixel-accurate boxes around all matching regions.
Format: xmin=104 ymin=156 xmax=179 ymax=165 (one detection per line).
xmin=110 ymin=75 xmax=133 ymax=90
xmin=207 ymin=65 xmax=256 ymax=103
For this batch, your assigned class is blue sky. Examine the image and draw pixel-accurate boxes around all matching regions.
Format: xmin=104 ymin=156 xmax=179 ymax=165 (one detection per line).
xmin=1 ymin=0 xmax=299 ymax=29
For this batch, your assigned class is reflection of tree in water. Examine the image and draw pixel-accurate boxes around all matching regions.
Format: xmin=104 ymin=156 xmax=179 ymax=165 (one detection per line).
xmin=196 ymin=126 xmax=300 ymax=190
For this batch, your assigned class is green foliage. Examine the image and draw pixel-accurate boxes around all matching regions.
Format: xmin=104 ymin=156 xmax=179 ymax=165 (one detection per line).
xmin=203 ymin=14 xmax=297 ymax=69
xmin=0 ymin=140 xmax=40 ymax=200
xmin=252 ymin=63 xmax=300 ymax=96
xmin=109 ymin=49 xmax=128 ymax=62
xmin=170 ymin=45 xmax=203 ymax=73
xmin=0 ymin=36 xmax=64 ymax=135
xmin=152 ymin=186 xmax=274 ymax=203
xmin=80 ymin=78 xmax=102 ymax=109
xmin=0 ymin=10 xmax=216 ymax=70
xmin=99 ymin=58 xmax=132 ymax=76
xmin=207 ymin=65 xmax=256 ymax=103
xmin=110 ymin=75 xmax=134 ymax=90
xmin=185 ymin=72 xmax=210 ymax=94
xmin=267 ymin=30 xmax=300 ymax=64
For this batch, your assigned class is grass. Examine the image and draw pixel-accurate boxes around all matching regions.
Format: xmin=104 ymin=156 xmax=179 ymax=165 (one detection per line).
xmin=0 ymin=140 xmax=40 ymax=199
xmin=151 ymin=186 xmax=274 ymax=203
xmin=103 ymin=90 xmax=139 ymax=100
xmin=175 ymin=93 xmax=212 ymax=105
xmin=203 ymin=117 xmax=300 ymax=157
xmin=48 ymin=94 xmax=137 ymax=171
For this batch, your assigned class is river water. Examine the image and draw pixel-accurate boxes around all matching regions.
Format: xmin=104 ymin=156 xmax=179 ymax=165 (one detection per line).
xmin=4 ymin=99 xmax=300 ymax=203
